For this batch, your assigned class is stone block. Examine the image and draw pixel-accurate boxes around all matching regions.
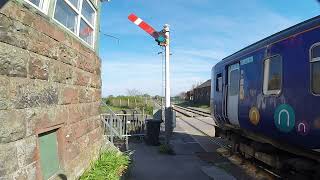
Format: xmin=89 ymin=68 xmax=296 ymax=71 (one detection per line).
xmin=0 ymin=14 xmax=29 ymax=50
xmin=16 ymin=136 xmax=37 ymax=168
xmin=87 ymin=116 xmax=101 ymax=131
xmin=76 ymin=55 xmax=94 ymax=73
xmin=79 ymin=104 xmax=91 ymax=120
xmin=0 ymin=76 xmax=9 ymax=110
xmin=74 ymin=120 xmax=89 ymax=139
xmin=55 ymin=44 xmax=78 ymax=66
xmin=78 ymin=134 xmax=90 ymax=152
xmin=68 ymin=105 xmax=83 ymax=124
xmin=54 ymin=105 xmax=69 ymax=124
xmin=90 ymin=102 xmax=100 ymax=116
xmin=93 ymin=89 xmax=101 ymax=102
xmin=0 ymin=110 xmax=26 ymax=143
xmin=79 ymin=88 xmax=93 ymax=103
xmin=28 ymin=55 xmax=49 ymax=80
xmin=74 ymin=70 xmax=91 ymax=87
xmin=60 ymin=86 xmax=78 ymax=105
xmin=9 ymin=79 xmax=58 ymax=109
xmin=0 ymin=42 xmax=28 ymax=77
xmin=11 ymin=162 xmax=36 ymax=180
xmin=0 ymin=143 xmax=18 ymax=175
xmin=0 ymin=13 xmax=59 ymax=61
xmin=25 ymin=106 xmax=67 ymax=136
xmin=94 ymin=58 xmax=101 ymax=76
xmin=90 ymin=75 xmax=101 ymax=88
xmin=65 ymin=142 xmax=80 ymax=162
xmin=49 ymin=61 xmax=73 ymax=84
xmin=88 ymin=127 xmax=102 ymax=145
xmin=0 ymin=1 xmax=36 ymax=28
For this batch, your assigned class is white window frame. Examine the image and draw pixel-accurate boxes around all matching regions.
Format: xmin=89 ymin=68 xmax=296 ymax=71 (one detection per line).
xmin=310 ymin=43 xmax=320 ymax=95
xmin=263 ymin=55 xmax=282 ymax=95
xmin=24 ymin=0 xmax=50 ymax=14
xmin=53 ymin=0 xmax=97 ymax=48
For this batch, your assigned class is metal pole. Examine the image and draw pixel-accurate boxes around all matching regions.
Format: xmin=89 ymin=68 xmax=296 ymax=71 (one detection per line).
xmin=164 ymin=24 xmax=170 ymax=108
xmin=164 ymin=24 xmax=172 ymax=145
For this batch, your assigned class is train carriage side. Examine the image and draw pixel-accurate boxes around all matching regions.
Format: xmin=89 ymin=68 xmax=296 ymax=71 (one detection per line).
xmin=211 ymin=17 xmax=320 ymax=152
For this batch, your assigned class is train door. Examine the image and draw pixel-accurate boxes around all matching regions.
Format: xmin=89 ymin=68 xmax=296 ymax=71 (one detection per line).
xmin=227 ymin=63 xmax=240 ymax=126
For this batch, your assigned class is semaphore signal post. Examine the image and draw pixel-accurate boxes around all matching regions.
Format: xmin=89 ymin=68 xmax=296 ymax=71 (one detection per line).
xmin=128 ymin=13 xmax=173 ymax=144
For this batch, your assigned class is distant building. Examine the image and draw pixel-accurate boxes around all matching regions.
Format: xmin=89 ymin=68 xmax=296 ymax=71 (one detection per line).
xmin=193 ymin=80 xmax=211 ymax=105
xmin=185 ymin=90 xmax=193 ymax=101
xmin=0 ymin=0 xmax=106 ymax=179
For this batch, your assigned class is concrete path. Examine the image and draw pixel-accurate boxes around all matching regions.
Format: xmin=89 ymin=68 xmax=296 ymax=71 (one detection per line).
xmin=127 ymin=133 xmax=212 ymax=180
xmin=127 ymin=116 xmax=251 ymax=180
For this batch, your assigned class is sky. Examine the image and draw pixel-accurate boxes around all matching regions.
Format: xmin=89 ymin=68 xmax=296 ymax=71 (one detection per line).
xmin=99 ymin=0 xmax=319 ymax=97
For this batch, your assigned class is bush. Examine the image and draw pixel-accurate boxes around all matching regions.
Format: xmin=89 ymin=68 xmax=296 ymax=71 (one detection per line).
xmin=80 ymin=151 xmax=131 ymax=180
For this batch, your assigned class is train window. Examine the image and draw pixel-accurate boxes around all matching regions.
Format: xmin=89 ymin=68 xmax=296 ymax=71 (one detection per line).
xmin=311 ymin=44 xmax=320 ymax=94
xmin=229 ymin=70 xmax=240 ymax=96
xmin=263 ymin=55 xmax=282 ymax=95
xmin=216 ymin=74 xmax=222 ymax=92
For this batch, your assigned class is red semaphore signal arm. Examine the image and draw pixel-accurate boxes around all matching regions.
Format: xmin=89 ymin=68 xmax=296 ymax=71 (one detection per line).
xmin=128 ymin=13 xmax=159 ymax=39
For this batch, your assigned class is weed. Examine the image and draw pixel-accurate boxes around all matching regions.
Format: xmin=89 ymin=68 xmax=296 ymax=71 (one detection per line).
xmin=80 ymin=151 xmax=131 ymax=180
xmin=158 ymin=144 xmax=175 ymax=155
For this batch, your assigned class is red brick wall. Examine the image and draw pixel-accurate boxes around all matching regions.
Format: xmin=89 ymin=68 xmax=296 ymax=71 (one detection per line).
xmin=0 ymin=1 xmax=104 ymax=179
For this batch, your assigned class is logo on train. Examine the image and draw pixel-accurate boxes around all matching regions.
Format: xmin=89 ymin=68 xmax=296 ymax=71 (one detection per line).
xmin=274 ymin=104 xmax=295 ymax=132
xmin=249 ymin=107 xmax=260 ymax=125
xmin=296 ymin=120 xmax=310 ymax=136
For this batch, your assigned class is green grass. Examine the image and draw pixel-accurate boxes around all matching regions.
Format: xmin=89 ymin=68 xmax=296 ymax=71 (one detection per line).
xmin=100 ymin=105 xmax=123 ymax=113
xmin=80 ymin=151 xmax=131 ymax=180
xmin=103 ymin=96 xmax=154 ymax=115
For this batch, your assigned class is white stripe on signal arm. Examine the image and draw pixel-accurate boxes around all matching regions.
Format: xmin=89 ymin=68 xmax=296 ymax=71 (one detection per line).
xmin=134 ymin=18 xmax=143 ymax=25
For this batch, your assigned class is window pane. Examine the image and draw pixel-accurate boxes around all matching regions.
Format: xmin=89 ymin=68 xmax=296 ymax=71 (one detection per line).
xmin=218 ymin=77 xmax=222 ymax=92
xmin=81 ymin=0 xmax=95 ymax=25
xmin=79 ymin=19 xmax=93 ymax=45
xmin=267 ymin=56 xmax=282 ymax=91
xmin=28 ymin=0 xmax=41 ymax=7
xmin=216 ymin=74 xmax=222 ymax=92
xmin=229 ymin=70 xmax=239 ymax=96
xmin=312 ymin=62 xmax=320 ymax=94
xmin=311 ymin=45 xmax=320 ymax=60
xmin=68 ymin=0 xmax=79 ymax=9
xmin=263 ymin=56 xmax=282 ymax=94
xmin=54 ymin=0 xmax=78 ymax=33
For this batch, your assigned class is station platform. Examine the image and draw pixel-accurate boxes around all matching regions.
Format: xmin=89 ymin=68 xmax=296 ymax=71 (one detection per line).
xmin=127 ymin=117 xmax=252 ymax=180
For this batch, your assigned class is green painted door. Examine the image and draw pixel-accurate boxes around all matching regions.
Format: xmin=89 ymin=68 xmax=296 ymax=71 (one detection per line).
xmin=39 ymin=130 xmax=60 ymax=179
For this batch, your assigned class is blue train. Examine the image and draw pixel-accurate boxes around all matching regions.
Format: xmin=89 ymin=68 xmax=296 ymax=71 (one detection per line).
xmin=211 ymin=15 xmax=320 ymax=176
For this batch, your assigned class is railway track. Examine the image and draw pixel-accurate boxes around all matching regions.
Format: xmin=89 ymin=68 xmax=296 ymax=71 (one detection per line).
xmin=173 ymin=105 xmax=211 ymax=117
xmin=173 ymin=105 xmax=282 ymax=179
xmin=173 ymin=105 xmax=215 ymax=126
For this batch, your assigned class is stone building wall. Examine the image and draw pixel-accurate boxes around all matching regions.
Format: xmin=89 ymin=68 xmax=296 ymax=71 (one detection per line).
xmin=0 ymin=0 xmax=105 ymax=179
